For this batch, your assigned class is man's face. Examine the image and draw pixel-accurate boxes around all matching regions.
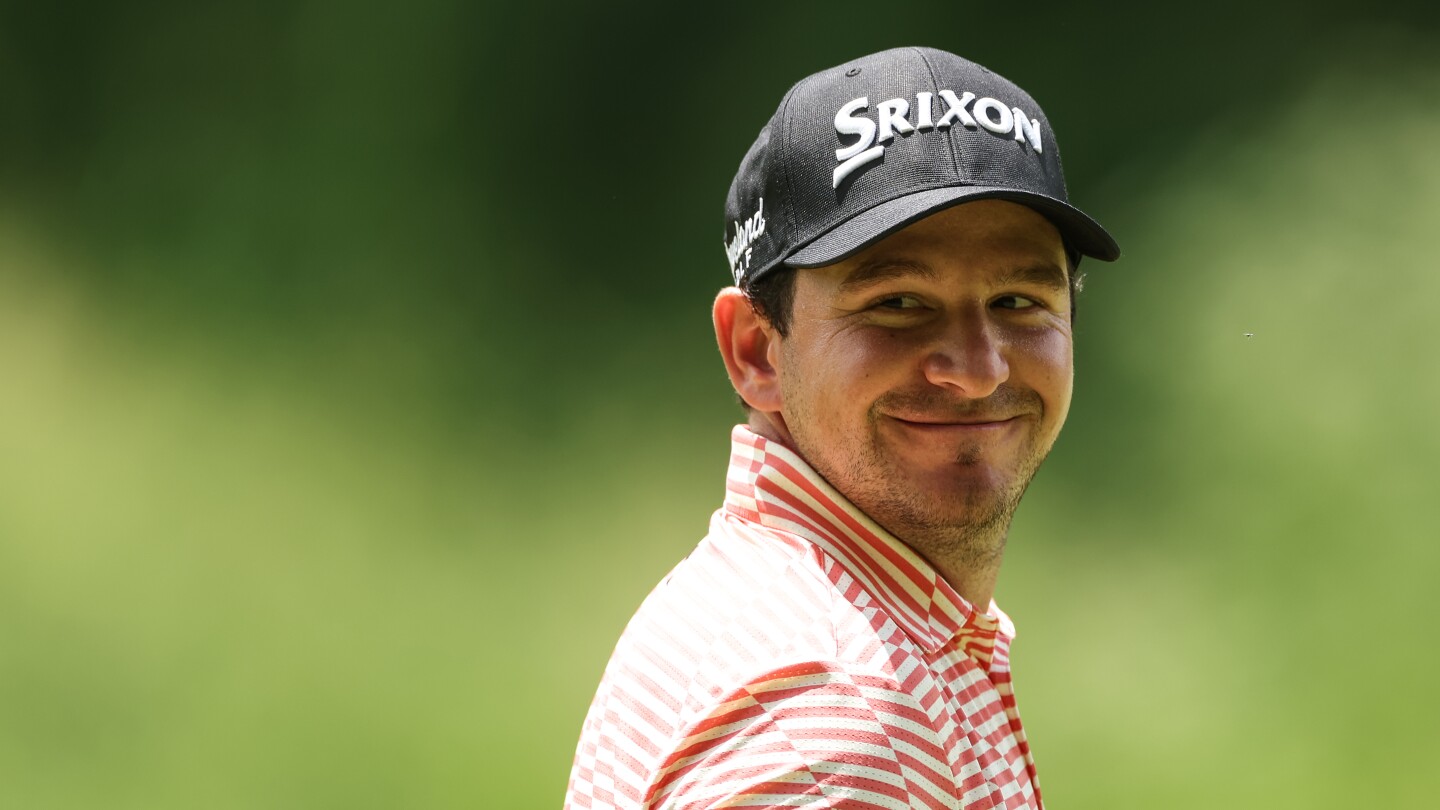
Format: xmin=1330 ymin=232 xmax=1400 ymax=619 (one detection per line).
xmin=772 ymin=199 xmax=1073 ymax=548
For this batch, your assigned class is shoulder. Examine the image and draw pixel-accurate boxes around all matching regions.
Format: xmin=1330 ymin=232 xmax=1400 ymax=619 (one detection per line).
xmin=570 ymin=513 xmax=946 ymax=808
xmin=570 ymin=654 xmax=949 ymax=809
xmin=622 ymin=511 xmax=906 ymax=690
xmin=648 ymin=658 xmax=953 ymax=809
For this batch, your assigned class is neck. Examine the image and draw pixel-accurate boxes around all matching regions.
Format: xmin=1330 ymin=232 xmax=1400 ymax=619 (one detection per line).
xmin=747 ymin=411 xmax=1008 ymax=615
xmin=913 ymin=534 xmax=1006 ymax=615
xmin=747 ymin=409 xmax=794 ymax=449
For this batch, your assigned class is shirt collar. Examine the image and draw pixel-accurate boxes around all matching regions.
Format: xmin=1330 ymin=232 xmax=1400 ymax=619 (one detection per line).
xmin=722 ymin=425 xmax=1016 ymax=657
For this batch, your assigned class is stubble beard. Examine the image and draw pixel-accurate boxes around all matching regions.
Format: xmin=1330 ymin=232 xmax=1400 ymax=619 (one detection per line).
xmin=789 ymin=390 xmax=1054 ymax=575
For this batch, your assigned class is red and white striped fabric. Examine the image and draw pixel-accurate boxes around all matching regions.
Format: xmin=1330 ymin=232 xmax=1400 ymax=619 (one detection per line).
xmin=566 ymin=426 xmax=1043 ymax=809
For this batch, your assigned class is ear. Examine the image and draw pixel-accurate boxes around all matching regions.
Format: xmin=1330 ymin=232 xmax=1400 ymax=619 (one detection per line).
xmin=713 ymin=287 xmax=783 ymax=412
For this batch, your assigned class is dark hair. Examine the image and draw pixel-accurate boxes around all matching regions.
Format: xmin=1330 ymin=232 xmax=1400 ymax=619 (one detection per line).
xmin=740 ymin=265 xmax=799 ymax=337
xmin=740 ymin=252 xmax=1085 ymax=337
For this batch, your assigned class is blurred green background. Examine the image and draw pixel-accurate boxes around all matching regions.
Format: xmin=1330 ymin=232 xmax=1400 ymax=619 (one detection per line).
xmin=2 ymin=2 xmax=1438 ymax=807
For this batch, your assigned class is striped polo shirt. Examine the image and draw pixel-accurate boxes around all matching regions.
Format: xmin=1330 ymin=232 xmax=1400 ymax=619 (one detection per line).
xmin=566 ymin=426 xmax=1042 ymax=809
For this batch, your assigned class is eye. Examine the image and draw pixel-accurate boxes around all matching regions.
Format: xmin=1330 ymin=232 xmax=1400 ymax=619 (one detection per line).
xmin=993 ymin=294 xmax=1040 ymax=310
xmin=874 ymin=294 xmax=925 ymax=310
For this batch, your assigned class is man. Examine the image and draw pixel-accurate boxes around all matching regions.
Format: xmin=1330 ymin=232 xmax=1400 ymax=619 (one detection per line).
xmin=567 ymin=46 xmax=1119 ymax=809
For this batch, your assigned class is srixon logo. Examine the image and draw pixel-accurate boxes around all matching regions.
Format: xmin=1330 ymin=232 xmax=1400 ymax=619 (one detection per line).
xmin=832 ymin=91 xmax=1043 ymax=188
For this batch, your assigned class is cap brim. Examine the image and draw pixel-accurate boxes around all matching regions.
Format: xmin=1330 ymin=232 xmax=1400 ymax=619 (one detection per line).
xmin=785 ymin=185 xmax=1121 ymax=269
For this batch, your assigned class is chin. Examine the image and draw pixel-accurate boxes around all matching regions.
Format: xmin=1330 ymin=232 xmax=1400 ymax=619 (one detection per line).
xmin=906 ymin=455 xmax=1015 ymax=492
xmin=861 ymin=463 xmax=1005 ymax=524
xmin=924 ymin=481 xmax=1016 ymax=524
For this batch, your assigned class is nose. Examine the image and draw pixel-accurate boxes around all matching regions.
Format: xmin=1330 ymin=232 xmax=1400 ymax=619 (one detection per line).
xmin=920 ymin=311 xmax=1009 ymax=398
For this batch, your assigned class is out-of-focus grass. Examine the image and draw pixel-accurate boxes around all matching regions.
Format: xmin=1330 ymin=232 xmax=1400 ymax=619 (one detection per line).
xmin=1 ymin=42 xmax=1438 ymax=810
xmin=0 ymin=229 xmax=728 ymax=808
xmin=1005 ymin=51 xmax=1440 ymax=808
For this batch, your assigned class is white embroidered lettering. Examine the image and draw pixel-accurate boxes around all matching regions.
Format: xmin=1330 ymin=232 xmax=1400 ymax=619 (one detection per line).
xmin=914 ymin=91 xmax=935 ymax=131
xmin=834 ymin=97 xmax=876 ymax=161
xmin=935 ymin=90 xmax=978 ymax=129
xmin=972 ymin=97 xmax=1013 ymax=134
xmin=828 ymin=88 xmax=1042 ymax=191
xmin=1012 ymin=109 xmax=1043 ymax=153
xmin=723 ymin=198 xmax=767 ymax=280
xmin=875 ymin=98 xmax=913 ymax=143
xmin=833 ymin=146 xmax=883 ymax=188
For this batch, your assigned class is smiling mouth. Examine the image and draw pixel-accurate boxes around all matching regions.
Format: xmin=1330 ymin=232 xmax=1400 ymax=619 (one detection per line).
xmin=888 ymin=415 xmax=1021 ymax=428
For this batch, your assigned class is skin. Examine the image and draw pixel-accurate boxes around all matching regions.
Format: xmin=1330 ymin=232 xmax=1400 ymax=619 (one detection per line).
xmin=713 ymin=199 xmax=1073 ymax=611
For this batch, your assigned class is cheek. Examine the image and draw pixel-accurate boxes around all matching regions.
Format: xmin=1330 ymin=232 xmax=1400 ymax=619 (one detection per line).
xmin=822 ymin=329 xmax=914 ymax=397
xmin=1023 ymin=331 xmax=1074 ymax=421
xmin=784 ymin=329 xmax=906 ymax=416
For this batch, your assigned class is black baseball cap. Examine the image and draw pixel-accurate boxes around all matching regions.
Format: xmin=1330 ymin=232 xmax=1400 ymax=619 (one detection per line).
xmin=723 ymin=46 xmax=1120 ymax=285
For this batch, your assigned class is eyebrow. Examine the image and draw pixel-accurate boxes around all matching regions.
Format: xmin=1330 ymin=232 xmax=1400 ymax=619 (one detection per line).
xmin=996 ymin=262 xmax=1070 ymax=293
xmin=837 ymin=258 xmax=939 ymax=293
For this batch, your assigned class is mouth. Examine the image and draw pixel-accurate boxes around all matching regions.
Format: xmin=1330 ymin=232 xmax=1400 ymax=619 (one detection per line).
xmin=883 ymin=415 xmax=1027 ymax=444
xmin=887 ymin=415 xmax=1022 ymax=429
